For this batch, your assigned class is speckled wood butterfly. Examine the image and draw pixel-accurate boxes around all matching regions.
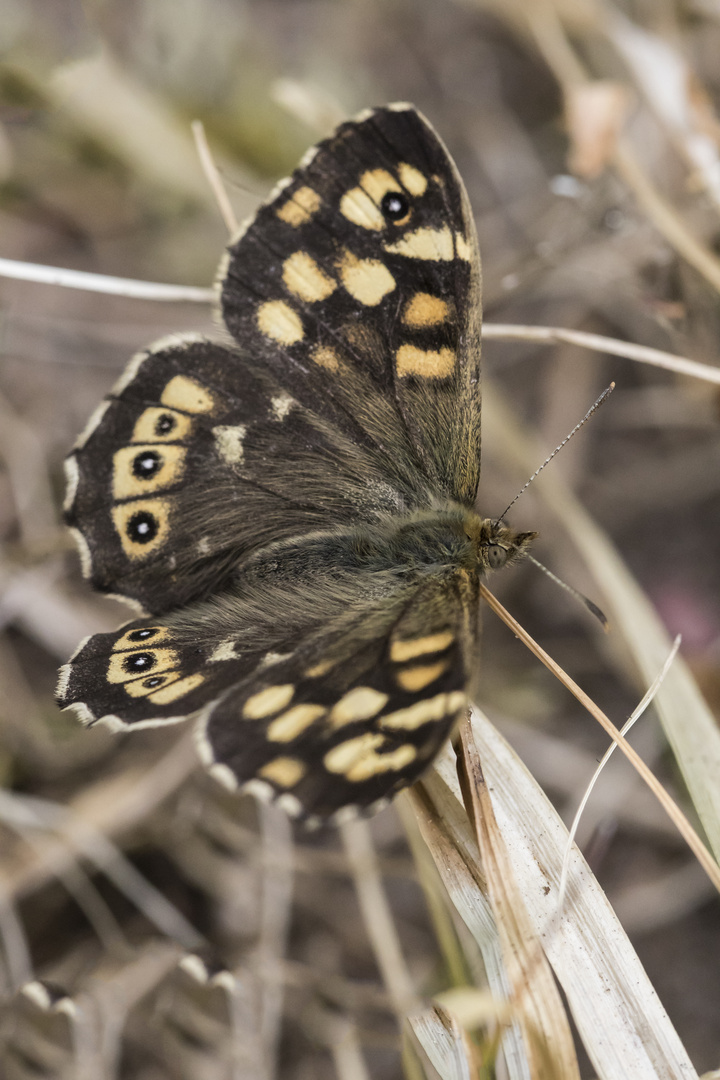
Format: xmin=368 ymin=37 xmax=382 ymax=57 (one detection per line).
xmin=56 ymin=104 xmax=536 ymax=825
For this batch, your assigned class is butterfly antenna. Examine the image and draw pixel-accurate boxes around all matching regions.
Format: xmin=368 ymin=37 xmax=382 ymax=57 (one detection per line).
xmin=495 ymin=382 xmax=615 ymax=524
xmin=527 ymin=555 xmax=609 ymax=630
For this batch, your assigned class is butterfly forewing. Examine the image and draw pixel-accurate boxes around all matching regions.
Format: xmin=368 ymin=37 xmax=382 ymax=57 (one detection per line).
xmin=221 ymin=104 xmax=482 ymax=507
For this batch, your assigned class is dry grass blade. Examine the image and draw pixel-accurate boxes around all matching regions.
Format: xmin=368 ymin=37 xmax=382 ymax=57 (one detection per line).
xmin=403 ymin=786 xmax=530 ymax=1080
xmin=457 ymin=716 xmax=580 ymax=1080
xmin=407 ymin=1003 xmax=476 ymax=1080
xmin=421 ymin=720 xmax=699 ymax=1080
xmin=340 ymin=817 xmax=420 ymax=1019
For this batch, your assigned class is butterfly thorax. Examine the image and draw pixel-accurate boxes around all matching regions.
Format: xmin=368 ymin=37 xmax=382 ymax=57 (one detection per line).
xmin=238 ymin=507 xmax=536 ymax=582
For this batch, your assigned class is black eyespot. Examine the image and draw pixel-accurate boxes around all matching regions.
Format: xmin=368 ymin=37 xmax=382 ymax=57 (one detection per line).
xmin=123 ymin=652 xmax=155 ymax=673
xmin=143 ymin=676 xmax=164 ymax=688
xmin=126 ymin=511 xmax=158 ymax=544
xmin=132 ymin=450 xmax=162 ymax=479
xmin=381 ymin=191 xmax=409 ymax=221
xmin=487 ymin=544 xmax=507 ymax=570
xmin=155 ymin=413 xmax=176 ymax=436
xmin=128 ymin=628 xmax=158 ymax=642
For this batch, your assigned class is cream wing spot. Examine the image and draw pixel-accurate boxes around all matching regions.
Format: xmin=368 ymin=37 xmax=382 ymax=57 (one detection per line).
xmin=324 ymin=734 xmax=417 ymax=782
xmin=257 ymin=300 xmax=304 ymax=345
xmin=112 ymin=626 xmax=170 ymax=651
xmin=311 ymin=346 xmax=340 ymax=372
xmin=209 ymin=640 xmax=239 ymax=662
xmin=213 ymin=424 xmax=247 ymax=466
xmin=160 ymin=376 xmax=214 ymax=414
xmin=396 ymin=345 xmax=455 ymax=379
xmin=282 ymin=251 xmax=336 ymax=302
xmin=455 ymin=232 xmax=472 ymax=260
xmin=402 ymin=293 xmax=450 ymax=328
xmin=324 ymin=733 xmax=384 ymax=774
xmin=395 ymin=659 xmax=450 ymax=692
xmin=329 ymin=687 xmax=389 ymax=728
xmin=338 ymin=250 xmax=395 ymax=306
xmin=276 ymin=185 xmax=321 ymax=226
xmin=271 ymin=393 xmax=294 ymax=421
xmin=131 ymin=407 xmax=192 ymax=444
xmin=112 ymin=444 xmax=187 ymax=500
xmin=123 ymin=673 xmax=178 ymax=697
xmin=390 ymin=631 xmax=454 ymax=663
xmin=398 ymin=162 xmax=428 ymax=195
xmin=258 ymin=757 xmax=307 ymax=788
xmin=148 ymin=673 xmax=205 ymax=704
xmin=380 ymin=691 xmax=467 ymax=731
xmin=345 ymin=743 xmax=417 ymax=783
xmin=339 ymin=187 xmax=385 ymax=231
xmin=243 ymin=684 xmax=295 ymax=720
xmin=112 ymin=498 xmax=171 ymax=559
xmin=267 ymin=704 xmax=326 ymax=742
xmin=107 ymin=646 xmax=179 ymax=685
xmin=385 ymin=226 xmax=455 ymax=261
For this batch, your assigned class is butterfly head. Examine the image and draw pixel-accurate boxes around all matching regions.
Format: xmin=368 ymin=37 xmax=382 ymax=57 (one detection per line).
xmin=469 ymin=516 xmax=537 ymax=575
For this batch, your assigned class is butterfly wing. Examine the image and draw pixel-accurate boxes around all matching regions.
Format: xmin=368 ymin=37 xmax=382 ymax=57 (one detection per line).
xmin=221 ymin=103 xmax=482 ymax=507
xmin=199 ymin=573 xmax=476 ymax=820
xmin=58 ymin=545 xmax=475 ymax=820
xmin=65 ymin=336 xmax=431 ymax=613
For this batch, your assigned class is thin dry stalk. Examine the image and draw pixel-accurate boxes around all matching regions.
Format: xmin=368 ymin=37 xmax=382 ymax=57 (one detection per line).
xmin=479 ymin=584 xmax=720 ymax=894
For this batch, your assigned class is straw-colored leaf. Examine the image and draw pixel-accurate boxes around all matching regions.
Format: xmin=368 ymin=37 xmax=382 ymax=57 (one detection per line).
xmin=421 ymin=713 xmax=698 ymax=1080
xmin=484 ymin=384 xmax=720 ymax=864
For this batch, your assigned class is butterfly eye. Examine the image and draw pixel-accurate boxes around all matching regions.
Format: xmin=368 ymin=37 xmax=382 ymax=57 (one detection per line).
xmin=487 ymin=544 xmax=507 ymax=570
xmin=381 ymin=191 xmax=410 ymax=222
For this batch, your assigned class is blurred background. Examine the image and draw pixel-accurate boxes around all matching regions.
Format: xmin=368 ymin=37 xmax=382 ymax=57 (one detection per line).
xmin=0 ymin=0 xmax=719 ymax=1077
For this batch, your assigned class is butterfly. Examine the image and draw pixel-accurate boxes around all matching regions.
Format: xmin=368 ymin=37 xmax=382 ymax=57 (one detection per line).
xmin=56 ymin=103 xmax=536 ymax=825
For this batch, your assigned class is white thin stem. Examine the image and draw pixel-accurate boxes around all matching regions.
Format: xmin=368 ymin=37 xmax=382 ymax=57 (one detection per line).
xmin=482 ymin=322 xmax=720 ymax=385
xmin=557 ymin=635 xmax=682 ymax=910
xmin=0 ymin=257 xmax=215 ymax=302
xmin=191 ymin=120 xmax=239 ymax=235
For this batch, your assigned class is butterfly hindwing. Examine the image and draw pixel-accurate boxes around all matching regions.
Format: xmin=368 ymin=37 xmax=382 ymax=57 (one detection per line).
xmin=199 ymin=573 xmax=474 ymax=820
xmin=221 ymin=104 xmax=482 ymax=507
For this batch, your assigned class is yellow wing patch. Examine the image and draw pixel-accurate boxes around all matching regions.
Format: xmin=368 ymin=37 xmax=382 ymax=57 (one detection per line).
xmin=395 ymin=659 xmax=450 ymax=692
xmin=112 ymin=498 xmax=172 ymax=559
xmin=259 ymin=757 xmax=307 ymax=787
xmin=329 ymin=687 xmax=389 ymax=729
xmin=402 ymin=293 xmax=450 ymax=328
xmin=385 ymin=226 xmax=455 ymax=261
xmin=395 ymin=345 xmax=455 ymax=379
xmin=267 ymin=704 xmax=327 ymax=742
xmin=112 ymin=444 xmax=187 ymax=500
xmin=338 ymin=250 xmax=396 ymax=306
xmin=389 ymin=630 xmax=454 ymax=663
xmin=282 ymin=251 xmax=336 ymax=303
xmin=276 ymin=185 xmax=322 ymax=227
xmin=160 ymin=376 xmax=215 ymax=414
xmin=324 ymin=734 xmax=417 ymax=783
xmin=257 ymin=300 xmax=304 ymax=345
xmin=131 ymin=407 xmax=192 ymax=444
xmin=243 ymin=684 xmax=295 ymax=720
